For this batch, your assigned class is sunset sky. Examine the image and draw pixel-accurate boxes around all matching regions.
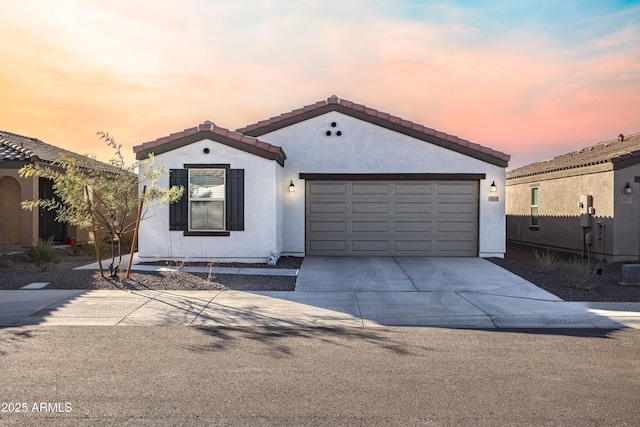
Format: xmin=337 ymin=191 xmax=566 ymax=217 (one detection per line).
xmin=1 ymin=0 xmax=639 ymax=169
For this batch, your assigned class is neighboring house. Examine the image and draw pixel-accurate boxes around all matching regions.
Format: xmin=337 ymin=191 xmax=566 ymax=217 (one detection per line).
xmin=133 ymin=95 xmax=510 ymax=262
xmin=0 ymin=130 xmax=106 ymax=248
xmin=506 ymin=132 xmax=640 ymax=262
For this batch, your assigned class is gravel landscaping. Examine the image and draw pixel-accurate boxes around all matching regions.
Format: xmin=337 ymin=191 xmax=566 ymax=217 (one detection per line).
xmin=487 ymin=243 xmax=640 ymax=302
xmin=0 ymin=246 xmax=299 ymax=292
xmin=1 ymin=243 xmax=639 ymax=302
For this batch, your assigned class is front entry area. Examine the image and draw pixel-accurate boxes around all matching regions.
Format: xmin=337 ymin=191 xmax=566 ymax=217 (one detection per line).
xmin=38 ymin=178 xmax=66 ymax=242
xmin=305 ymin=179 xmax=479 ymax=256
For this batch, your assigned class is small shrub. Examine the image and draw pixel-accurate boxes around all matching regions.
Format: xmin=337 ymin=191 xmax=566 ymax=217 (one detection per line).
xmin=0 ymin=234 xmax=12 ymax=267
xmin=0 ymin=245 xmax=10 ymax=268
xmin=165 ymin=258 xmax=187 ymax=273
xmin=81 ymin=239 xmax=110 ymax=258
xmin=29 ymin=238 xmax=61 ymax=271
xmin=205 ymin=261 xmax=217 ymax=283
xmin=563 ymin=257 xmax=601 ymax=290
xmin=533 ymin=249 xmax=557 ymax=273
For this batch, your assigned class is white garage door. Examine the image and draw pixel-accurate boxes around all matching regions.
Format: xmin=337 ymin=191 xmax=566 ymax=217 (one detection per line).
xmin=305 ymin=180 xmax=479 ymax=256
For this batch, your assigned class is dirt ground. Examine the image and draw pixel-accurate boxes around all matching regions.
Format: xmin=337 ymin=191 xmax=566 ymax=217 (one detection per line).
xmin=488 ymin=243 xmax=640 ymax=302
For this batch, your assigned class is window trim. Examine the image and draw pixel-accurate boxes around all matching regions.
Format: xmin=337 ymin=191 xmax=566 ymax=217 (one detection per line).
xmin=530 ymin=187 xmax=539 ymax=229
xmin=188 ymin=168 xmax=226 ymax=232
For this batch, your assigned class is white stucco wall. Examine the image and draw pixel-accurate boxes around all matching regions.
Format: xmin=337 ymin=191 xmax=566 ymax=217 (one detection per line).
xmin=259 ymin=111 xmax=506 ymax=258
xmin=137 ymin=138 xmax=282 ymax=262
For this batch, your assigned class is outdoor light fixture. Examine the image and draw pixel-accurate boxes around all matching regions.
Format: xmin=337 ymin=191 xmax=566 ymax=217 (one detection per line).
xmin=490 ymin=181 xmax=497 ymax=192
xmin=624 ymin=183 xmax=633 ymax=194
xmin=289 ymin=180 xmax=295 ymax=192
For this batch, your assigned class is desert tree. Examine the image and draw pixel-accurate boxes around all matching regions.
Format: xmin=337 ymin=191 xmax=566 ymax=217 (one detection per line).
xmin=20 ymin=132 xmax=183 ymax=277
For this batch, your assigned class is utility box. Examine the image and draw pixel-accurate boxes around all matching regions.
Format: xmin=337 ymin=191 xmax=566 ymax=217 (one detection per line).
xmin=579 ymin=195 xmax=593 ymax=214
xmin=580 ymin=213 xmax=592 ymax=228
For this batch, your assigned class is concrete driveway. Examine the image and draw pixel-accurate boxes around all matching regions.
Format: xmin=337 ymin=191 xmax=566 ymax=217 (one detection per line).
xmin=293 ymin=256 xmax=640 ymax=328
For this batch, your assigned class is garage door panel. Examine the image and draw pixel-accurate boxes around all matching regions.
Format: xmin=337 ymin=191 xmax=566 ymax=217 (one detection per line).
xmin=437 ymin=221 xmax=474 ymax=232
xmin=352 ymin=183 xmax=389 ymax=194
xmin=437 ymin=183 xmax=476 ymax=194
xmin=436 ymin=202 xmax=475 ymax=213
xmin=306 ymin=180 xmax=478 ymax=256
xmin=395 ymin=202 xmax=432 ymax=213
xmin=395 ymin=183 xmax=432 ymax=194
xmin=394 ymin=240 xmax=432 ymax=252
xmin=394 ymin=221 xmax=432 ymax=232
xmin=352 ymin=240 xmax=389 ymax=251
xmin=437 ymin=240 xmax=476 ymax=253
xmin=352 ymin=202 xmax=389 ymax=213
xmin=308 ymin=202 xmax=347 ymax=214
xmin=352 ymin=221 xmax=389 ymax=232
xmin=308 ymin=183 xmax=347 ymax=194
xmin=308 ymin=221 xmax=347 ymax=232
xmin=308 ymin=240 xmax=347 ymax=253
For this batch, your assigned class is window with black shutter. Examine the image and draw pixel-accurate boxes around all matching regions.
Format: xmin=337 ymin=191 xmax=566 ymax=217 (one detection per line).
xmin=169 ymin=167 xmax=244 ymax=235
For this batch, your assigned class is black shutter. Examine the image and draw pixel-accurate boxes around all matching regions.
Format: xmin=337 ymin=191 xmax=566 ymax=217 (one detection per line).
xmin=225 ymin=169 xmax=244 ymax=231
xmin=169 ymin=169 xmax=188 ymax=231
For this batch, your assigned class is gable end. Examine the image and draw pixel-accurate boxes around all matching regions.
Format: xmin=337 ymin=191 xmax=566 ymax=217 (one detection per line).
xmin=134 ymin=127 xmax=286 ymax=166
xmin=238 ymin=97 xmax=509 ymax=168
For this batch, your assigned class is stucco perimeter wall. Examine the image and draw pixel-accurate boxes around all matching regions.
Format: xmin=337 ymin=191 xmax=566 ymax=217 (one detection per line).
xmin=506 ymin=165 xmax=615 ymax=258
xmin=259 ymin=111 xmax=507 ymax=258
xmin=137 ymin=139 xmax=282 ymax=262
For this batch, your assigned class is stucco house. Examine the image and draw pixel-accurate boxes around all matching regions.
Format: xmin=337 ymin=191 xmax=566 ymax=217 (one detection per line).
xmin=133 ymin=96 xmax=510 ymax=262
xmin=506 ymin=132 xmax=640 ymax=262
xmin=0 ymin=130 xmax=99 ymax=247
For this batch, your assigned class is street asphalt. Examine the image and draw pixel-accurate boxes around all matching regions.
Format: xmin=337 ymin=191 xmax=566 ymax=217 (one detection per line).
xmin=0 ymin=326 xmax=638 ymax=426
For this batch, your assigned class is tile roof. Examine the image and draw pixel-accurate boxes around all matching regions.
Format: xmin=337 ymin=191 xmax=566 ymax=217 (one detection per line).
xmin=0 ymin=130 xmax=113 ymax=171
xmin=507 ymin=132 xmax=640 ymax=179
xmin=0 ymin=131 xmax=60 ymax=162
xmin=133 ymin=121 xmax=286 ymax=166
xmin=236 ymin=95 xmax=511 ymax=167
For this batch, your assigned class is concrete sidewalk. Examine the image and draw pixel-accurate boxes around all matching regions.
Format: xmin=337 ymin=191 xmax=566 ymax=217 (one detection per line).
xmin=1 ymin=289 xmax=639 ymax=329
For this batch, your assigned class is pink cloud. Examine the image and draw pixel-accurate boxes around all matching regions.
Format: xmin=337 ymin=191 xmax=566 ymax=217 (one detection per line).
xmin=0 ymin=0 xmax=638 ymax=169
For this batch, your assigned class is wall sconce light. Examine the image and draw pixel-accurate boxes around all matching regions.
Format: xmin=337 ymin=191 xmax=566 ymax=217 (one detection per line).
xmin=624 ymin=183 xmax=633 ymax=194
xmin=490 ymin=181 xmax=497 ymax=192
xmin=289 ymin=180 xmax=295 ymax=192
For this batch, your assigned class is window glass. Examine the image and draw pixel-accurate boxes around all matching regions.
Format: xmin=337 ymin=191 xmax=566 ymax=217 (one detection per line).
xmin=530 ymin=188 xmax=539 ymax=227
xmin=189 ymin=169 xmax=225 ymax=230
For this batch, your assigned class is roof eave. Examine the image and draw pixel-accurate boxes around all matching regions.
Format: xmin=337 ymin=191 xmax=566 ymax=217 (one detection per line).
xmin=135 ymin=130 xmax=286 ymax=167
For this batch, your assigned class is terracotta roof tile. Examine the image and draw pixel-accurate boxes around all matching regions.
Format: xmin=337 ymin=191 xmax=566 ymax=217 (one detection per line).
xmin=133 ymin=122 xmax=286 ymax=166
xmin=507 ymin=132 xmax=640 ymax=179
xmin=240 ymin=135 xmax=257 ymax=145
xmin=388 ymin=115 xmax=402 ymax=125
xmin=184 ymin=127 xmax=199 ymax=136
